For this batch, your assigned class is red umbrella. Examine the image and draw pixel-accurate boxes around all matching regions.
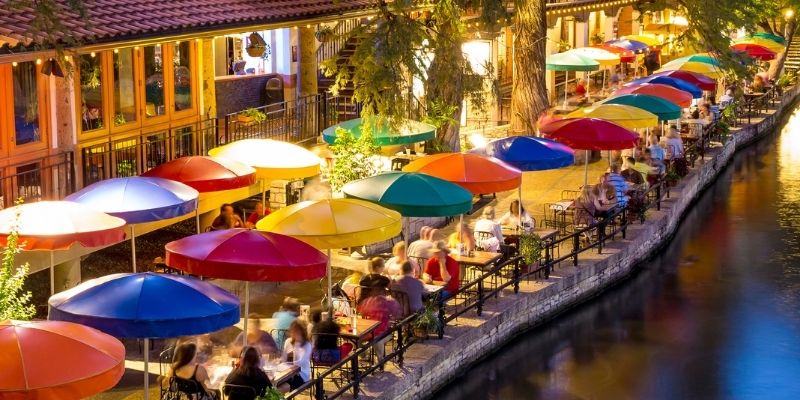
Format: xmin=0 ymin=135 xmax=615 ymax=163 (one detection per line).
xmin=165 ymin=229 xmax=327 ymax=343
xmin=612 ymin=83 xmax=693 ymax=108
xmin=651 ymin=70 xmax=717 ymax=91
xmin=0 ymin=320 xmax=125 ymax=399
xmin=730 ymin=43 xmax=776 ymax=60
xmin=540 ymin=118 xmax=639 ymax=184
xmin=591 ymin=44 xmax=636 ymax=63
xmin=402 ymin=152 xmax=521 ymax=195
xmin=142 ymin=156 xmax=256 ymax=192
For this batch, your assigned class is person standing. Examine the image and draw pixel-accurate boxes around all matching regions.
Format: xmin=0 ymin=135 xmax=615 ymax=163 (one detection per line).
xmin=245 ymin=202 xmax=270 ymax=228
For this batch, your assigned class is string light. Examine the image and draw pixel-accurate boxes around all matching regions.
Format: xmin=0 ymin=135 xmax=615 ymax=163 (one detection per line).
xmin=12 ymin=61 xmax=17 ymax=67
xmin=90 ymin=52 xmax=96 ymax=58
xmin=36 ymin=58 xmax=42 ymax=65
xmin=113 ymin=49 xmax=119 ymax=53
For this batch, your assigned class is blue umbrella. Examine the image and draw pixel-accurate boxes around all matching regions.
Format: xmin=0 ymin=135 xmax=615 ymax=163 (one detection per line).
xmin=627 ymin=76 xmax=703 ymax=98
xmin=48 ymin=272 xmax=239 ymax=399
xmin=65 ymin=177 xmax=199 ymax=272
xmin=605 ymin=39 xmax=650 ymax=54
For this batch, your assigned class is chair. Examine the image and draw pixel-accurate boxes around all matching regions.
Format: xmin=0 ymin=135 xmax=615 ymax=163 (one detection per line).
xmin=389 ymin=289 xmax=412 ymax=317
xmin=474 ymin=231 xmax=495 ymax=252
xmin=391 ymin=157 xmax=410 ymax=171
xmin=162 ymin=376 xmax=205 ymax=400
xmin=220 ymin=384 xmax=257 ymax=400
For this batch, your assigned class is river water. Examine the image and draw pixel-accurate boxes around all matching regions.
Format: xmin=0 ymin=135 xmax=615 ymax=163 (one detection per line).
xmin=433 ymin=107 xmax=800 ymax=400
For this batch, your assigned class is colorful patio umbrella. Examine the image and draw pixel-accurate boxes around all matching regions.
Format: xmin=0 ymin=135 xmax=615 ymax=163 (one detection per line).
xmin=735 ymin=37 xmax=784 ymax=53
xmin=165 ymin=229 xmax=327 ymax=343
xmin=664 ymin=54 xmax=721 ymax=67
xmin=627 ymin=75 xmax=703 ymax=98
xmin=547 ymin=52 xmax=601 ymax=103
xmin=730 ymin=43 xmax=777 ymax=61
xmin=656 ymin=60 xmax=724 ymax=79
xmin=612 ymin=83 xmax=693 ymax=108
xmin=0 ymin=201 xmax=127 ymax=295
xmin=142 ymin=156 xmax=256 ymax=193
xmin=342 ymin=172 xmax=472 ymax=217
xmin=651 ymin=70 xmax=717 ymax=91
xmin=256 ymin=198 xmax=402 ymax=304
xmin=605 ymin=39 xmax=649 ymax=54
xmin=540 ymin=118 xmax=639 ymax=183
xmin=591 ymin=44 xmax=636 ymax=63
xmin=65 ymin=177 xmax=199 ymax=272
xmin=322 ymin=117 xmax=436 ymax=146
xmin=566 ymin=103 xmax=659 ymax=129
xmin=603 ymin=94 xmax=682 ymax=122
xmin=565 ymin=47 xmax=620 ymax=66
xmin=0 ymin=320 xmax=125 ymax=399
xmin=753 ymin=32 xmax=786 ymax=45
xmin=208 ymin=139 xmax=321 ymax=180
xmin=49 ymin=272 xmax=240 ymax=400
xmin=621 ymin=35 xmax=660 ymax=47
xmin=402 ymin=152 xmax=522 ymax=195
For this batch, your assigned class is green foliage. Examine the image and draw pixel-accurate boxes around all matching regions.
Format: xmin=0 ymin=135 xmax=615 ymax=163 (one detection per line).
xmin=239 ymin=108 xmax=267 ymax=123
xmin=413 ymin=299 xmax=442 ymax=334
xmin=0 ymin=201 xmax=35 ymax=321
xmin=518 ymin=231 xmax=543 ymax=265
xmin=328 ymin=126 xmax=380 ymax=193
xmin=258 ymin=387 xmax=285 ymax=400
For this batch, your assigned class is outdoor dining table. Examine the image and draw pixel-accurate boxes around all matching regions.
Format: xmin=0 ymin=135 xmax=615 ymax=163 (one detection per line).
xmin=335 ymin=316 xmax=381 ymax=346
xmin=501 ymin=226 xmax=559 ymax=241
xmin=206 ymin=355 xmax=300 ymax=390
xmin=548 ymin=200 xmax=575 ymax=234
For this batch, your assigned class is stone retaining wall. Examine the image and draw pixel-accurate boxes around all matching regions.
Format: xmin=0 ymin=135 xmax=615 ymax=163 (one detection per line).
xmin=377 ymin=85 xmax=800 ymax=400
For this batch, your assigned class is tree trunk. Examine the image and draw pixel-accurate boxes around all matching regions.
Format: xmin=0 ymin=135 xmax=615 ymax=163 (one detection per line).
xmin=511 ymin=0 xmax=549 ymax=135
xmin=426 ymin=25 xmax=465 ymax=152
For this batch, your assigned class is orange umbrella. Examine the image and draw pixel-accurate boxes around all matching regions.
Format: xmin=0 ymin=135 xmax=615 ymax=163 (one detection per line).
xmin=402 ymin=153 xmax=521 ymax=194
xmin=0 ymin=320 xmax=125 ymax=399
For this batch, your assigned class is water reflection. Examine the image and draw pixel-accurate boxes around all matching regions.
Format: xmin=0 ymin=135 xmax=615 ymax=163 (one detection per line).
xmin=433 ymin=107 xmax=800 ymax=400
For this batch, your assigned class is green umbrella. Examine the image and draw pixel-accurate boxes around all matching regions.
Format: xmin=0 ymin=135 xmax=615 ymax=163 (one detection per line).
xmin=342 ymin=171 xmax=472 ymax=217
xmin=753 ymin=32 xmax=787 ymax=45
xmin=603 ymin=94 xmax=682 ymax=122
xmin=664 ymin=54 xmax=721 ymax=67
xmin=545 ymin=52 xmax=601 ymax=71
xmin=322 ymin=117 xmax=436 ymax=146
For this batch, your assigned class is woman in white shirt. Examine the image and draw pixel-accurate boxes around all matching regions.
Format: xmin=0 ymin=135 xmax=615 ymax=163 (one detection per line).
xmin=663 ymin=131 xmax=685 ymax=160
xmin=281 ymin=320 xmax=313 ymax=390
xmin=498 ymin=200 xmax=534 ymax=229
xmin=385 ymin=241 xmax=419 ymax=278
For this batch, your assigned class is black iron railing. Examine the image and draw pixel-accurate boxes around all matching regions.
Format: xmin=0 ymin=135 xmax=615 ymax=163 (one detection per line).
xmin=0 ymin=152 xmax=76 ymax=208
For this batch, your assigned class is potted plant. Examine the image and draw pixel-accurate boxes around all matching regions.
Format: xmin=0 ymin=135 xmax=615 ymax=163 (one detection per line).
xmin=237 ymin=108 xmax=267 ymax=124
xmin=518 ymin=231 xmax=543 ymax=273
xmin=258 ymin=387 xmax=285 ymax=400
xmin=590 ymin=32 xmax=605 ymax=45
xmin=664 ymin=168 xmax=680 ymax=187
xmin=412 ymin=300 xmax=442 ymax=340
xmin=315 ymin=26 xmax=336 ymax=43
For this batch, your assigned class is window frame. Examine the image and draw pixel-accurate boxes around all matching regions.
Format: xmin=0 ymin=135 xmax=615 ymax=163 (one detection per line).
xmin=110 ymin=47 xmax=142 ymax=134
xmin=5 ymin=61 xmax=50 ymax=153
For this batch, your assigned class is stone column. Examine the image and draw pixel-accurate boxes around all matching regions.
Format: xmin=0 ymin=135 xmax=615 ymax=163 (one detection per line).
xmin=546 ymin=20 xmax=561 ymax=103
xmin=199 ymin=38 xmax=217 ymax=118
xmin=603 ymin=8 xmax=619 ymax=40
xmin=297 ymin=27 xmax=318 ymax=99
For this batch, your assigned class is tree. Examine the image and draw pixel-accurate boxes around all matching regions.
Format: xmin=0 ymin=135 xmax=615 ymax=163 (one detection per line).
xmin=0 ymin=206 xmax=35 ymax=321
xmin=510 ymin=0 xmax=549 ymax=135
xmin=327 ymin=126 xmax=381 ymax=193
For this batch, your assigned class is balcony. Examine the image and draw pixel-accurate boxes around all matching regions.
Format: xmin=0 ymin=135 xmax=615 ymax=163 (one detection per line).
xmin=0 ymin=152 xmax=76 ymax=208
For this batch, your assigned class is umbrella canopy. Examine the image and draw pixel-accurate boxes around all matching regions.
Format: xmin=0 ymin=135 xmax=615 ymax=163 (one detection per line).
xmin=591 ymin=44 xmax=636 ymax=63
xmin=603 ymin=94 xmax=682 ymax=122
xmin=65 ymin=177 xmax=198 ymax=224
xmin=256 ymin=199 xmax=402 ymax=249
xmin=612 ymin=83 xmax=693 ymax=108
xmin=643 ymin=22 xmax=688 ymax=34
xmin=165 ymin=229 xmax=327 ymax=282
xmin=322 ymin=117 xmax=436 ymax=146
xmin=49 ymin=272 xmax=240 ymax=338
xmin=627 ymin=75 xmax=703 ymax=98
xmin=208 ymin=139 xmax=321 ymax=180
xmin=566 ymin=104 xmax=659 ymax=129
xmin=540 ymin=118 xmax=639 ymax=151
xmin=565 ymin=47 xmax=620 ymax=66
xmin=664 ymin=54 xmax=721 ymax=67
xmin=402 ymin=153 xmax=522 ymax=194
xmin=605 ymin=39 xmax=649 ymax=54
xmin=342 ymin=172 xmax=472 ymax=217
xmin=0 ymin=201 xmax=126 ymax=250
xmin=735 ymin=37 xmax=784 ymax=53
xmin=730 ymin=43 xmax=777 ymax=60
xmin=621 ymin=35 xmax=660 ymax=47
xmin=0 ymin=320 xmax=125 ymax=399
xmin=651 ymin=70 xmax=717 ymax=91
xmin=655 ymin=60 xmax=724 ymax=79
xmin=752 ymin=32 xmax=786 ymax=45
xmin=142 ymin=156 xmax=256 ymax=192
xmin=545 ymin=52 xmax=600 ymax=71
xmin=470 ymin=136 xmax=575 ymax=171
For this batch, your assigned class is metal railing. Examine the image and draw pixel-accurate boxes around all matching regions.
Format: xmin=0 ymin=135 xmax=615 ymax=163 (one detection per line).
xmin=316 ymin=18 xmax=365 ymax=68
xmin=81 ymin=119 xmax=218 ymax=186
xmin=0 ymin=152 xmax=76 ymax=208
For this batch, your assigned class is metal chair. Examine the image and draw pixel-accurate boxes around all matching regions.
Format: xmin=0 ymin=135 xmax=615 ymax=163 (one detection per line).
xmin=220 ymin=384 xmax=257 ymax=400
xmin=162 ymin=376 xmax=204 ymax=400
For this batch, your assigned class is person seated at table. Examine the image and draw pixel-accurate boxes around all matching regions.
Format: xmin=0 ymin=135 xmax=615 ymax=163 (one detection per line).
xmin=390 ymin=261 xmax=425 ymax=314
xmin=407 ymin=226 xmax=433 ymax=260
xmin=311 ymin=313 xmax=342 ymax=364
xmin=605 ymin=165 xmax=629 ymax=208
xmin=574 ymin=186 xmax=611 ymax=226
xmin=341 ymin=272 xmax=363 ymax=301
xmin=245 ymin=202 xmax=270 ymax=229
xmin=574 ymin=79 xmax=587 ymax=97
xmin=664 ymin=131 xmax=685 ymax=160
xmin=223 ymin=346 xmax=272 ymax=400
xmin=165 ymin=343 xmax=217 ymax=399
xmin=498 ymin=199 xmax=534 ymax=229
xmin=272 ymin=297 xmax=301 ymax=350
xmin=474 ymin=206 xmax=503 ymax=251
xmin=281 ymin=320 xmax=312 ymax=390
xmin=648 ymin=134 xmax=666 ymax=161
xmin=447 ymin=222 xmax=476 ymax=253
xmin=621 ymin=157 xmax=645 ymax=186
xmin=644 ymin=149 xmax=666 ymax=177
xmin=751 ymin=75 xmax=765 ymax=93
xmin=357 ymin=280 xmax=402 ymax=359
xmin=385 ymin=241 xmax=419 ymax=278
xmin=357 ymin=257 xmax=391 ymax=304
xmin=230 ymin=317 xmax=279 ymax=358
xmin=708 ymin=97 xmax=721 ymax=123
xmin=211 ymin=203 xmax=244 ymax=230
xmin=719 ymin=88 xmax=735 ymax=107
xmin=699 ymin=104 xmax=713 ymax=125
xmin=423 ymin=241 xmax=460 ymax=299
xmin=593 ymin=174 xmax=620 ymax=212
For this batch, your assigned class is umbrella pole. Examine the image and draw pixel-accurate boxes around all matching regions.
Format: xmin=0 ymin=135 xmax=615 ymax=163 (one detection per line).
xmin=243 ymin=281 xmax=250 ymax=346
xmin=327 ymin=249 xmax=332 ymax=313
xmin=584 ymin=150 xmax=590 ymax=187
xmin=586 ymin=73 xmax=591 ymax=100
xmin=518 ymin=185 xmax=523 ymax=230
xmin=144 ymin=338 xmax=150 ymax=400
xmin=195 ymin=209 xmax=201 ymax=234
xmin=131 ymin=225 xmax=137 ymax=273
xmin=459 ymin=214 xmax=464 ymax=245
xmin=261 ymin=179 xmax=266 ymax=207
xmin=564 ymin=71 xmax=569 ymax=107
xmin=50 ymin=251 xmax=55 ymax=296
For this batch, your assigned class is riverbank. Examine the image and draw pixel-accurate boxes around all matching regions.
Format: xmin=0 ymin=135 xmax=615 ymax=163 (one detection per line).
xmin=353 ymin=85 xmax=800 ymax=400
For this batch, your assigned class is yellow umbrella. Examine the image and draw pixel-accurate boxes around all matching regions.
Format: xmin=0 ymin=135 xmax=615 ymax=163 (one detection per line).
xmin=566 ymin=104 xmax=659 ymax=129
xmin=257 ymin=198 xmax=402 ymax=304
xmin=566 ymin=47 xmax=620 ymax=66
xmin=735 ymin=38 xmax=784 ymax=53
xmin=656 ymin=61 xmax=724 ymax=79
xmin=622 ymin=35 xmax=661 ymax=47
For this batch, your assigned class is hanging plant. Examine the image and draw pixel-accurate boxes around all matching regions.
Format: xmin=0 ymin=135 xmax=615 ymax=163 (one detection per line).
xmin=246 ymin=32 xmax=268 ymax=58
xmin=315 ymin=26 xmax=336 ymax=43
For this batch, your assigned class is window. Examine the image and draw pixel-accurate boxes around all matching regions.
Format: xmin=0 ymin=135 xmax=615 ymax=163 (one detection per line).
xmin=79 ymin=54 xmax=105 ymax=131
xmin=144 ymin=45 xmax=165 ymax=118
xmin=113 ymin=48 xmax=137 ymax=126
xmin=12 ymin=61 xmax=41 ymax=145
xmin=173 ymin=41 xmax=193 ymax=112
xmin=15 ymin=162 xmax=42 ymax=203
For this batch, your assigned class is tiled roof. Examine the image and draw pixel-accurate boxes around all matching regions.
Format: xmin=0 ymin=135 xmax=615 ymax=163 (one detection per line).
xmin=0 ymin=0 xmax=373 ymax=51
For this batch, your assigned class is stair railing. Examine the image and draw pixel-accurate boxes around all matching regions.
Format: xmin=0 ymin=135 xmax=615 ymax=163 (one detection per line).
xmin=316 ymin=18 xmax=364 ymax=68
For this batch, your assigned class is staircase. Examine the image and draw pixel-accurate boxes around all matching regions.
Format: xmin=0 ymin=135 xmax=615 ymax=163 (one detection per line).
xmin=782 ymin=33 xmax=800 ymax=73
xmin=317 ymin=18 xmax=368 ymax=121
